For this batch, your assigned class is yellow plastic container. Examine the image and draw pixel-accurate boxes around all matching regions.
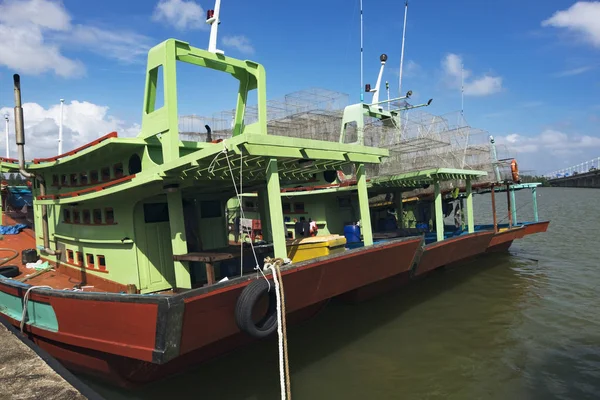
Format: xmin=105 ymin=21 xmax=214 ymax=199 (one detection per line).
xmin=286 ymin=234 xmax=347 ymax=263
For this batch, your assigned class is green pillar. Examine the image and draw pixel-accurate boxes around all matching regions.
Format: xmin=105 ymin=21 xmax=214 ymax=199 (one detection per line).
xmin=532 ymin=187 xmax=539 ymax=222
xmin=434 ymin=180 xmax=444 ymax=242
xmin=356 ymin=163 xmax=373 ymax=246
xmin=466 ymin=178 xmax=474 ymax=233
xmin=266 ymin=159 xmax=286 ymax=259
xmin=394 ymin=190 xmax=403 ymax=229
xmin=167 ymin=190 xmax=191 ymax=289
xmin=257 ymin=187 xmax=272 ymax=242
xmin=510 ymin=187 xmax=517 ymax=224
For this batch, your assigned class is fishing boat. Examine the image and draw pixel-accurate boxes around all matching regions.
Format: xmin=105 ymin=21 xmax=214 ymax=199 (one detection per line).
xmin=0 ymin=3 xmax=437 ymax=387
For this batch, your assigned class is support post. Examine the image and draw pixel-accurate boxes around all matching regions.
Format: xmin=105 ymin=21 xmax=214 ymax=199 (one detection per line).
xmin=434 ymin=179 xmax=444 ymax=242
xmin=266 ymin=159 xmax=286 ymax=259
xmin=491 ymin=185 xmax=498 ymax=233
xmin=356 ymin=163 xmax=373 ymax=246
xmin=394 ymin=190 xmax=403 ymax=229
xmin=258 ymin=187 xmax=272 ymax=242
xmin=510 ymin=186 xmax=517 ymax=225
xmin=532 ymin=187 xmax=539 ymax=222
xmin=466 ymin=177 xmax=474 ymax=233
xmin=167 ymin=190 xmax=191 ymax=289
xmin=506 ymin=183 xmax=512 ymax=228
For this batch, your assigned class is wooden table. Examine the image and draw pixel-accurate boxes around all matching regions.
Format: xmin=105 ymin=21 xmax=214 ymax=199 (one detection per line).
xmin=173 ymin=245 xmax=272 ymax=285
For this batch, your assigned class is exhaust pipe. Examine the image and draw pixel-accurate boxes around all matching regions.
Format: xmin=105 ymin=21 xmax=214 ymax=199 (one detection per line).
xmin=13 ymin=74 xmax=60 ymax=257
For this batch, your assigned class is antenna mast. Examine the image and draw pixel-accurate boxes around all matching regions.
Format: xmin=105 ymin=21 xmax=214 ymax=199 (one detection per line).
xmin=360 ymin=0 xmax=364 ymax=102
xmin=398 ymin=0 xmax=408 ymax=96
xmin=206 ymin=0 xmax=224 ymax=54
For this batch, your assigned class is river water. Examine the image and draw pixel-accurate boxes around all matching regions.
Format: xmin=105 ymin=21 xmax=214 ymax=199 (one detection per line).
xmin=86 ymin=187 xmax=600 ymax=399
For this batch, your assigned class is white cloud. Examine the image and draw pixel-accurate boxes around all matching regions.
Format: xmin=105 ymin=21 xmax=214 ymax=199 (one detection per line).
xmin=442 ymin=53 xmax=503 ymax=97
xmin=59 ymin=25 xmax=153 ymax=64
xmin=152 ymin=0 xmax=207 ymax=31
xmin=0 ymin=0 xmax=152 ymax=78
xmin=495 ymin=129 xmax=600 ymax=171
xmin=0 ymin=101 xmax=139 ymax=159
xmin=542 ymin=1 xmax=600 ymax=47
xmin=552 ymin=65 xmax=595 ymax=77
xmin=0 ymin=0 xmax=83 ymax=77
xmin=222 ymin=35 xmax=255 ymax=55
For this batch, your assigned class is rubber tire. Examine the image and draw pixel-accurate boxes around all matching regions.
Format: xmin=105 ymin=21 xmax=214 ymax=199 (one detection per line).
xmin=235 ymin=279 xmax=277 ymax=339
xmin=0 ymin=266 xmax=20 ymax=278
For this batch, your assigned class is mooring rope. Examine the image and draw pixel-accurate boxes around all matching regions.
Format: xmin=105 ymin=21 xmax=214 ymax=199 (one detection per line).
xmin=20 ymin=285 xmax=52 ymax=333
xmin=265 ymin=257 xmax=292 ymax=400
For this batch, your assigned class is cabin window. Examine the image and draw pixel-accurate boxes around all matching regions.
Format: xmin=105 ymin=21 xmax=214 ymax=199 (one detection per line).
xmin=80 ymin=172 xmax=88 ymax=185
xmin=66 ymin=250 xmax=74 ymax=263
xmin=86 ymin=253 xmax=95 ymax=268
xmin=113 ymin=162 xmax=124 ymax=179
xmin=70 ymin=173 xmax=78 ymax=186
xmin=101 ymin=167 xmax=110 ymax=181
xmin=105 ymin=208 xmax=115 ymax=224
xmin=200 ymin=200 xmax=221 ymax=219
xmin=294 ymin=202 xmax=305 ymax=213
xmin=76 ymin=252 xmax=83 ymax=266
xmin=282 ymin=203 xmax=291 ymax=214
xmin=64 ymin=209 xmax=71 ymax=223
xmin=72 ymin=210 xmax=80 ymax=224
xmin=97 ymin=255 xmax=106 ymax=271
xmin=52 ymin=175 xmax=59 ymax=186
xmin=144 ymin=203 xmax=169 ymax=223
xmin=90 ymin=170 xmax=99 ymax=183
xmin=93 ymin=209 xmax=102 ymax=224
xmin=82 ymin=210 xmax=91 ymax=224
xmin=128 ymin=154 xmax=142 ymax=174
xmin=61 ymin=174 xmax=68 ymax=186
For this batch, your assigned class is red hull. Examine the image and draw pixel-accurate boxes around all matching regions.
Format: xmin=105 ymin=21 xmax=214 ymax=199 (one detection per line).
xmin=0 ymin=236 xmax=422 ymax=387
xmin=414 ymin=231 xmax=495 ymax=276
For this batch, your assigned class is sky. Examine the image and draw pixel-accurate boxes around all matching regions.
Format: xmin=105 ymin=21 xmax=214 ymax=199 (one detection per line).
xmin=0 ymin=0 xmax=599 ymax=175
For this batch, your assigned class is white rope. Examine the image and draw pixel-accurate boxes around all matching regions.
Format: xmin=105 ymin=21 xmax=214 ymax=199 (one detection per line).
xmin=20 ymin=285 xmax=52 ymax=333
xmin=218 ymin=141 xmax=267 ymax=288
xmin=267 ymin=263 xmax=287 ymax=400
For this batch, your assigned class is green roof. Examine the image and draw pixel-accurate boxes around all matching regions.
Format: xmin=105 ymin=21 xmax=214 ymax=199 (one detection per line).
xmin=370 ymin=168 xmax=488 ymax=188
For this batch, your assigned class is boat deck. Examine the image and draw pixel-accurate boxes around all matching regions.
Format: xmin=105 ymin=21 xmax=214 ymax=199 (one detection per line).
xmin=1 ymin=214 xmax=107 ymax=292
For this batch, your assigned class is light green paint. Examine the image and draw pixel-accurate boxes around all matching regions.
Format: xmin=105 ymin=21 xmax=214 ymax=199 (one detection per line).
xmin=510 ymin=188 xmax=517 ymax=224
xmin=466 ymin=178 xmax=474 ymax=233
xmin=356 ymin=163 xmax=373 ymax=246
xmin=266 ymin=159 xmax=286 ymax=258
xmin=167 ymin=191 xmax=191 ymax=289
xmin=0 ymin=289 xmax=58 ymax=332
xmin=434 ymin=180 xmax=444 ymax=242
xmin=532 ymin=187 xmax=539 ymax=222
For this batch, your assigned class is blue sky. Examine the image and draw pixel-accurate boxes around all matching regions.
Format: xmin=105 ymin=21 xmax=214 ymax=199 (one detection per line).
xmin=0 ymin=0 xmax=599 ymax=174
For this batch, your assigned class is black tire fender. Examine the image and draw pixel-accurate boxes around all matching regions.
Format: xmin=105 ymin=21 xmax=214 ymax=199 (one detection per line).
xmin=235 ymin=278 xmax=278 ymax=339
xmin=0 ymin=266 xmax=20 ymax=278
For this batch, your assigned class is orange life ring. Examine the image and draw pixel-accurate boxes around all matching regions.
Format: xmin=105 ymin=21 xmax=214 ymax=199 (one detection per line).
xmin=511 ymin=159 xmax=520 ymax=182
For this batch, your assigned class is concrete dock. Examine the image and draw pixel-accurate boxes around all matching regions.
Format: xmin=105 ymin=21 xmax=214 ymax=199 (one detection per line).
xmin=0 ymin=318 xmax=103 ymax=400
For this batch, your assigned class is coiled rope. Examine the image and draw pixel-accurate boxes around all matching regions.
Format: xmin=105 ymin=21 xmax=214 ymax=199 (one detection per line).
xmin=265 ymin=257 xmax=291 ymax=400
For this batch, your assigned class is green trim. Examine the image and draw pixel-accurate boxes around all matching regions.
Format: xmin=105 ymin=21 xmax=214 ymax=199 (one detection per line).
xmin=266 ymin=159 xmax=286 ymax=258
xmin=0 ymin=289 xmax=58 ymax=332
xmin=371 ymin=168 xmax=487 ymax=188
xmin=53 ymin=233 xmax=133 ymax=245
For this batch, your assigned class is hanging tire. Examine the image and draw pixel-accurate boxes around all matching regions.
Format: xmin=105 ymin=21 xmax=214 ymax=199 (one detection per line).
xmin=0 ymin=266 xmax=20 ymax=278
xmin=235 ymin=278 xmax=278 ymax=339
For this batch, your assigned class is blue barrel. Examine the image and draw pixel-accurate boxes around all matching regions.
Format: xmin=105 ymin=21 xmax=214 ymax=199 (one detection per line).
xmin=344 ymin=225 xmax=361 ymax=243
